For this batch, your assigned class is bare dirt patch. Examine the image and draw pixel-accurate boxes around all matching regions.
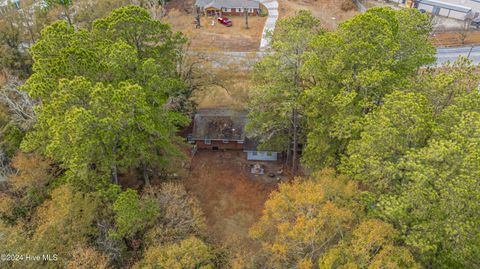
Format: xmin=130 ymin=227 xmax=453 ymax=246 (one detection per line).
xmin=431 ymin=30 xmax=480 ymax=47
xmin=183 ymin=150 xmax=282 ymax=246
xmin=165 ymin=0 xmax=267 ymax=51
xmin=279 ymin=0 xmax=359 ymax=29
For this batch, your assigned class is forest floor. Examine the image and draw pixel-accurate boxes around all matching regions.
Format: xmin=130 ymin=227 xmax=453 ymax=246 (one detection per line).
xmin=184 ymin=150 xmax=283 ymax=247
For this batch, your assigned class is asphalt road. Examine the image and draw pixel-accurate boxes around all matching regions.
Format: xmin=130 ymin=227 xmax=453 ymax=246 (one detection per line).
xmin=195 ymin=46 xmax=480 ymax=67
xmin=436 ymin=46 xmax=480 ymax=65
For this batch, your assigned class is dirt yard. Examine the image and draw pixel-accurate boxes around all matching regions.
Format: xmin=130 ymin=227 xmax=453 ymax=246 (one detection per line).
xmin=165 ymin=0 xmax=266 ymax=51
xmin=183 ymin=150 xmax=284 ymax=247
xmin=279 ymin=0 xmax=359 ymax=29
xmin=431 ymin=30 xmax=480 ymax=47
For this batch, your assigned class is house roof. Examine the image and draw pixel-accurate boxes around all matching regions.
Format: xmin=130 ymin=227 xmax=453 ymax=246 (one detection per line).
xmin=244 ymin=137 xmax=259 ymax=151
xmin=192 ymin=108 xmax=247 ymax=141
xmin=196 ymin=0 xmax=260 ymax=9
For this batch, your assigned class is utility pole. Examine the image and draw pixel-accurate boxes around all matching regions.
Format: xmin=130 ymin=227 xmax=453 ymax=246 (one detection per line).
xmin=193 ymin=5 xmax=201 ymax=28
xmin=244 ymin=7 xmax=249 ymax=29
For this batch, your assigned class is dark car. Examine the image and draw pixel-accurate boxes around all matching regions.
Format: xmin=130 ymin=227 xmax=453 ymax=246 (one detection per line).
xmin=218 ymin=17 xmax=232 ymax=27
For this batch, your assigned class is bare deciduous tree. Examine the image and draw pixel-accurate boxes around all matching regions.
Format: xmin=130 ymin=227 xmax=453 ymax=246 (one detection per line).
xmin=0 ymin=74 xmax=36 ymax=129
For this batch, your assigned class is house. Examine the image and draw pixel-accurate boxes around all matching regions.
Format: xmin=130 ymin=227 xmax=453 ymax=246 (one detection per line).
xmin=190 ymin=108 xmax=278 ymax=161
xmin=191 ymin=108 xmax=246 ymax=150
xmin=195 ymin=0 xmax=261 ymax=16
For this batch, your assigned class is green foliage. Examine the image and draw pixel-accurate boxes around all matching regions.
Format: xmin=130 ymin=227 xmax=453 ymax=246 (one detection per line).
xmin=1 ymin=123 xmax=25 ymax=158
xmin=336 ymin=59 xmax=480 ymax=267
xmin=134 ymin=236 xmax=214 ymax=269
xmin=92 ymin=5 xmax=186 ymax=62
xmin=45 ymin=0 xmax=72 ymax=7
xmin=247 ymin=11 xmax=322 ymax=154
xmin=112 ymin=188 xmax=160 ymax=239
xmin=380 ymin=111 xmax=480 ymax=268
xmin=21 ymin=6 xmax=189 ymax=188
xmin=302 ymin=7 xmax=435 ymax=169
xmin=340 ymin=91 xmax=433 ymax=193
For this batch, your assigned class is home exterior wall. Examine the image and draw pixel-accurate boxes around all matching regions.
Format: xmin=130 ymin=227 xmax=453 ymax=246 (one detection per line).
xmin=245 ymin=151 xmax=278 ymax=161
xmin=203 ymin=7 xmax=259 ymax=16
xmin=195 ymin=140 xmax=244 ymax=150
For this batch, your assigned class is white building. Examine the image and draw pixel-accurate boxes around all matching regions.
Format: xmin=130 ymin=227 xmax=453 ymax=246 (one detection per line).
xmin=389 ymin=0 xmax=480 ymax=20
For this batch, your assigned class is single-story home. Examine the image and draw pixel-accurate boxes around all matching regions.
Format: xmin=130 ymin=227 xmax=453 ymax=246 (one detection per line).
xmin=195 ymin=0 xmax=261 ymax=16
xmin=189 ymin=108 xmax=278 ymax=161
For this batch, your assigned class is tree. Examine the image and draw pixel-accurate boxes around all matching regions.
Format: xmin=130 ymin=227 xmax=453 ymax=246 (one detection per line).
xmin=302 ymin=7 xmax=435 ymax=169
xmin=45 ymin=0 xmax=73 ymax=25
xmin=319 ymin=219 xmax=420 ymax=269
xmin=21 ymin=6 xmax=189 ymax=187
xmin=143 ymin=183 xmax=206 ymax=245
xmin=0 ymin=152 xmax=53 ymax=224
xmin=0 ymin=74 xmax=36 ymax=129
xmin=66 ymin=243 xmax=110 ymax=269
xmin=136 ymin=0 xmax=167 ymax=20
xmin=134 ymin=236 xmax=214 ymax=269
xmin=27 ymin=184 xmax=101 ymax=269
xmin=246 ymin=11 xmax=322 ymax=174
xmin=0 ymin=10 xmax=33 ymax=78
xmin=380 ymin=111 xmax=480 ymax=268
xmin=249 ymin=169 xmax=362 ymax=268
xmin=112 ymin=189 xmax=159 ymax=239
xmin=74 ymin=0 xmax=132 ymax=29
xmin=340 ymin=91 xmax=434 ymax=193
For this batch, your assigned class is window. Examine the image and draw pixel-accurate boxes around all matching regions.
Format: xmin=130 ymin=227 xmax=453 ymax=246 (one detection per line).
xmin=222 ymin=7 xmax=229 ymax=12
xmin=205 ymin=139 xmax=211 ymax=145
xmin=223 ymin=139 xmax=229 ymax=144
xmin=237 ymin=8 xmax=242 ymax=12
xmin=252 ymin=152 xmax=258 ymax=156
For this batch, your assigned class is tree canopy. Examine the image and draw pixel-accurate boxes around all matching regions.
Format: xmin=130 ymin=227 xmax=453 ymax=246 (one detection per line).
xmin=21 ymin=5 xmax=190 ymax=188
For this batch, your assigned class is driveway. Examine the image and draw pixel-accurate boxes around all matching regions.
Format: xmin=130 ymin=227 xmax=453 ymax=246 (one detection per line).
xmin=258 ymin=0 xmax=279 ymax=50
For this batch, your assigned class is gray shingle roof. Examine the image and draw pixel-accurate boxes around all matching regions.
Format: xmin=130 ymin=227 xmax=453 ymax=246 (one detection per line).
xmin=192 ymin=108 xmax=247 ymax=141
xmin=196 ymin=0 xmax=260 ymax=9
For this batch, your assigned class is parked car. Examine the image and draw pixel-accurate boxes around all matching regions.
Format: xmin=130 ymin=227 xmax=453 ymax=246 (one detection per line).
xmin=218 ymin=17 xmax=232 ymax=27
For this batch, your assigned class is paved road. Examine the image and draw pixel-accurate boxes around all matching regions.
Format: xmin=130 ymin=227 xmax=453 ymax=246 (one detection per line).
xmin=436 ymin=46 xmax=480 ymax=65
xmin=258 ymin=0 xmax=279 ymax=50
xmin=196 ymin=46 xmax=480 ymax=67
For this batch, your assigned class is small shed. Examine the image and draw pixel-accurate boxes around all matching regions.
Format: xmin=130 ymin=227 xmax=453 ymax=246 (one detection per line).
xmin=244 ymin=138 xmax=278 ymax=161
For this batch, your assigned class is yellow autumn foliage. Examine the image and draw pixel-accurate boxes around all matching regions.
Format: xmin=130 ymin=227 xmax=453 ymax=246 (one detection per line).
xmin=249 ymin=169 xmax=360 ymax=268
